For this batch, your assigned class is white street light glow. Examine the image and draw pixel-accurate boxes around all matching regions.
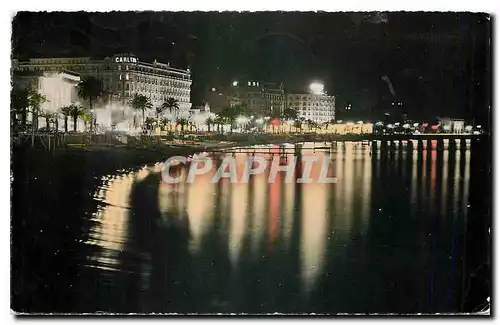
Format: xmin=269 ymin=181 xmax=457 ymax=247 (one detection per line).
xmin=236 ymin=116 xmax=246 ymax=125
xmin=387 ymin=124 xmax=394 ymax=128
xmin=309 ymin=82 xmax=324 ymax=95
xmin=413 ymin=123 xmax=419 ymax=127
xmin=357 ymin=121 xmax=363 ymax=124
xmin=477 ymin=125 xmax=482 ymax=129
xmin=232 ymin=81 xmax=238 ymax=86
xmin=403 ymin=123 xmax=410 ymax=128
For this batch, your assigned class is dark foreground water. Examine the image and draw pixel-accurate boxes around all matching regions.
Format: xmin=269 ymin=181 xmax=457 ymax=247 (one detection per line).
xmin=12 ymin=140 xmax=491 ymax=314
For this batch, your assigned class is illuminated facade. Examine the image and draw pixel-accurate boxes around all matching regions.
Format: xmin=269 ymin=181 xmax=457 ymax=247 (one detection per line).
xmin=285 ymin=93 xmax=335 ymax=123
xmin=11 ymin=64 xmax=83 ymax=129
xmin=13 ymin=54 xmax=192 ymax=112
xmin=207 ymin=80 xmax=285 ymax=116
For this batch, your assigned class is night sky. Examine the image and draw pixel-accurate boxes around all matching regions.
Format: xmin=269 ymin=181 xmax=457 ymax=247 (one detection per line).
xmin=12 ymin=11 xmax=491 ymax=124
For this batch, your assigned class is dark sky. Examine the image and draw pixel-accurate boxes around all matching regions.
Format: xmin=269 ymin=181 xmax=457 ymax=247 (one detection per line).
xmin=12 ymin=11 xmax=491 ymax=124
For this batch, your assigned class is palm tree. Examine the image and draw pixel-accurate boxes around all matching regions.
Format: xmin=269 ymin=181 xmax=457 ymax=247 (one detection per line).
xmin=68 ymin=104 xmax=84 ymax=132
xmin=27 ymin=91 xmax=48 ymax=130
xmin=130 ymin=94 xmax=152 ymax=126
xmin=322 ymin=119 xmax=335 ymax=133
xmin=306 ymin=119 xmax=318 ymax=133
xmin=11 ymin=88 xmax=30 ymax=129
xmin=283 ymin=107 xmax=298 ymax=121
xmin=76 ymin=76 xmax=104 ymax=132
xmin=50 ymin=113 xmax=60 ymax=132
xmin=162 ymin=97 xmax=180 ymax=116
xmin=295 ymin=117 xmax=306 ymax=133
xmin=60 ymin=105 xmax=73 ymax=133
xmin=155 ymin=105 xmax=166 ymax=120
xmin=205 ymin=116 xmax=214 ymax=132
xmin=188 ymin=121 xmax=197 ymax=132
xmin=175 ymin=116 xmax=190 ymax=133
xmin=144 ymin=117 xmax=156 ymax=135
xmin=159 ymin=117 xmax=170 ymax=132
xmin=214 ymin=114 xmax=225 ymax=133
xmin=39 ymin=110 xmax=53 ymax=129
xmin=220 ymin=106 xmax=240 ymax=133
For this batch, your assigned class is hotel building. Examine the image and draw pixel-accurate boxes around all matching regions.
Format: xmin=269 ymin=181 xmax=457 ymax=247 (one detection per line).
xmin=285 ymin=93 xmax=335 ymax=123
xmin=12 ymin=53 xmax=192 ymax=113
xmin=206 ymin=80 xmax=285 ymax=116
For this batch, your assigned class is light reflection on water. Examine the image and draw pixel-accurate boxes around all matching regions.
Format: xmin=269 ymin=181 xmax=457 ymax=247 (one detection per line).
xmin=83 ymin=141 xmax=473 ymax=313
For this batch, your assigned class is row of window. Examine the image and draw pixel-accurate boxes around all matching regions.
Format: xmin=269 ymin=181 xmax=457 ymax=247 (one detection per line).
xmin=288 ymin=95 xmax=335 ymax=100
xmin=17 ymin=65 xmax=191 ymax=83
xmin=134 ymin=74 xmax=190 ymax=84
xmin=123 ymin=91 xmax=189 ymax=103
xmin=302 ymin=113 xmax=334 ymax=117
xmin=31 ymin=59 xmax=88 ymax=64
xmin=292 ymin=103 xmax=335 ymax=109
xmin=300 ymin=110 xmax=334 ymax=115
xmin=127 ymin=66 xmax=190 ymax=80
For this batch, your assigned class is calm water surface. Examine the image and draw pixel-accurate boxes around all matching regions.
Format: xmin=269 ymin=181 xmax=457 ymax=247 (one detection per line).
xmin=78 ymin=141 xmax=477 ymax=313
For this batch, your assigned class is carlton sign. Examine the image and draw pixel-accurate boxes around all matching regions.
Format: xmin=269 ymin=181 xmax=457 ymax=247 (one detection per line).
xmin=115 ymin=56 xmax=138 ymax=63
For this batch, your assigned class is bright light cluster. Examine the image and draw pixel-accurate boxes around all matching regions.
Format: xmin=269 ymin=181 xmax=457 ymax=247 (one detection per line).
xmin=309 ymin=82 xmax=324 ymax=95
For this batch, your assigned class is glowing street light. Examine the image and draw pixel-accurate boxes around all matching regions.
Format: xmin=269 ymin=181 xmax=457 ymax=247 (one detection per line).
xmin=357 ymin=120 xmax=363 ymax=124
xmin=387 ymin=124 xmax=394 ymax=129
xmin=394 ymin=122 xmax=400 ymax=126
xmin=403 ymin=123 xmax=410 ymax=129
xmin=477 ymin=125 xmax=482 ymax=129
xmin=309 ymin=82 xmax=324 ymax=95
xmin=413 ymin=123 xmax=419 ymax=127
xmin=232 ymin=81 xmax=238 ymax=87
xmin=236 ymin=116 xmax=247 ymax=125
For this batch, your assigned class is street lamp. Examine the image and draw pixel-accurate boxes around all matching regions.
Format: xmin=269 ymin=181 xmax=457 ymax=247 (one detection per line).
xmin=232 ymin=81 xmax=238 ymax=87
